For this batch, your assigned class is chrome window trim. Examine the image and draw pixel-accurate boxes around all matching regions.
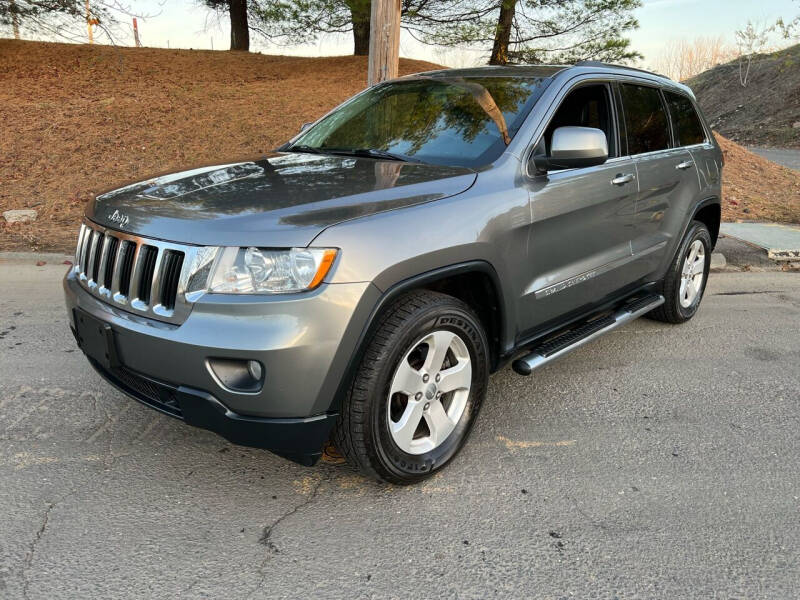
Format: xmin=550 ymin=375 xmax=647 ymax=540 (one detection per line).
xmin=72 ymin=219 xmax=201 ymax=325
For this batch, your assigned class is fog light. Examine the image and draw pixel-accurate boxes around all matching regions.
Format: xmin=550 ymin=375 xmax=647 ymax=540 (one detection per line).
xmin=247 ymin=360 xmax=263 ymax=382
xmin=207 ymin=358 xmax=264 ymax=393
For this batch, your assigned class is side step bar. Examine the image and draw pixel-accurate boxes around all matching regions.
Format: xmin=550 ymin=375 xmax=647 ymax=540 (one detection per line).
xmin=512 ymin=294 xmax=665 ymax=376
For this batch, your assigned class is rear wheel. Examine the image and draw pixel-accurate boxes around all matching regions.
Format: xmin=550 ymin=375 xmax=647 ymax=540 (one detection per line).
xmin=649 ymin=220 xmax=712 ymax=323
xmin=333 ymin=290 xmax=489 ymax=484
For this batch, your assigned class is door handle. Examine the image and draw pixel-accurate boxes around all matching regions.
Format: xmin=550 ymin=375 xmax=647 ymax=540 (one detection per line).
xmin=611 ymin=173 xmax=635 ymax=185
xmin=676 ymin=160 xmax=695 ymax=170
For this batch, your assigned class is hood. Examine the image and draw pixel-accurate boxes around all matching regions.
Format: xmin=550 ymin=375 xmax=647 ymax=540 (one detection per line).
xmin=87 ymin=153 xmax=477 ymax=247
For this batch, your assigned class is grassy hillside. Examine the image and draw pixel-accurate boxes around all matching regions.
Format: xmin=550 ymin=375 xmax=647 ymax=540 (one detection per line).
xmin=0 ymin=39 xmax=798 ymax=253
xmin=688 ymin=43 xmax=800 ymax=148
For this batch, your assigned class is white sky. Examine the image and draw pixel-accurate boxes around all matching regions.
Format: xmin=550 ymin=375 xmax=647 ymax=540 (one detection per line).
xmin=7 ymin=0 xmax=799 ymax=67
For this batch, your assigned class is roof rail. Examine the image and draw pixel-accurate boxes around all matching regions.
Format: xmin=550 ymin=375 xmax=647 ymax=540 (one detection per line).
xmin=573 ymin=60 xmax=672 ymax=81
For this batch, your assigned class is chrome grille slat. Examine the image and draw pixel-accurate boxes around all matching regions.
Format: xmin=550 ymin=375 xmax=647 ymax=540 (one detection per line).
xmin=116 ymin=241 xmax=136 ymax=300
xmin=127 ymin=242 xmax=146 ymax=308
xmin=135 ymin=245 xmax=158 ymax=307
xmin=87 ymin=231 xmax=103 ymax=285
xmin=72 ymin=219 xmax=199 ymax=325
xmin=75 ymin=224 xmax=88 ymax=269
xmin=159 ymin=251 xmax=184 ymax=311
xmin=145 ymin=246 xmax=162 ymax=305
xmin=107 ymin=237 xmax=121 ymax=290
xmin=79 ymin=226 xmax=93 ymax=277
xmin=105 ymin=237 xmax=123 ymax=296
xmin=96 ymin=235 xmax=113 ymax=293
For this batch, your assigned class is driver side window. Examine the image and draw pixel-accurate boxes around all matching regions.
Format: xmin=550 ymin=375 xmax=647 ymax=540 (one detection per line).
xmin=544 ymin=84 xmax=616 ymax=160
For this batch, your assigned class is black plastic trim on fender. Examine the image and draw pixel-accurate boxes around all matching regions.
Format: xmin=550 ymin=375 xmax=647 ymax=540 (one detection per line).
xmin=330 ymin=260 xmax=506 ymax=412
xmin=87 ymin=356 xmax=336 ymax=466
xmin=689 ymin=196 xmax=721 ymax=246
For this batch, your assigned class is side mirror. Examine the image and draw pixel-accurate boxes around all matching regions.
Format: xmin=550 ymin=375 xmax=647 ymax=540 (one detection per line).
xmin=531 ymin=126 xmax=609 ymax=174
xmin=299 ymin=122 xmax=313 ymax=133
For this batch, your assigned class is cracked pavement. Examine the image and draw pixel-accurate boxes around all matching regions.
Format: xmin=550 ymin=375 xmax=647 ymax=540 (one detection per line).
xmin=1 ymin=259 xmax=799 ymax=599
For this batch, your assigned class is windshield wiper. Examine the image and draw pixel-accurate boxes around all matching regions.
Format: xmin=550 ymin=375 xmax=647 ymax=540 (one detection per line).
xmin=284 ymin=144 xmax=324 ymax=155
xmin=286 ymin=145 xmax=421 ymax=164
xmin=325 ymin=148 xmax=417 ymax=163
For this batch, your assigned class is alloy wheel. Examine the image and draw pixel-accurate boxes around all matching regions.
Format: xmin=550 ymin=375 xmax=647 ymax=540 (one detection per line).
xmin=387 ymin=330 xmax=472 ymax=455
xmin=679 ymin=239 xmax=705 ymax=308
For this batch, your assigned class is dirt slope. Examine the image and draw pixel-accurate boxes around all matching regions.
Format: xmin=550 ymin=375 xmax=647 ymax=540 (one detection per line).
xmin=688 ymin=43 xmax=800 ymax=148
xmin=0 ymin=39 xmax=798 ymax=253
xmin=0 ymin=39 xmax=441 ymax=252
xmin=716 ymin=133 xmax=800 ymax=223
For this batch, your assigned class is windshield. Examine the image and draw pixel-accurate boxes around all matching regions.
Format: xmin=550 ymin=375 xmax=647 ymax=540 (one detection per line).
xmin=289 ymin=76 xmax=550 ymax=168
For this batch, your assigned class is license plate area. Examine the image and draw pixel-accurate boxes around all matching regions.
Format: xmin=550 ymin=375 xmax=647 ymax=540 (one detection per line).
xmin=73 ymin=309 xmax=119 ymax=370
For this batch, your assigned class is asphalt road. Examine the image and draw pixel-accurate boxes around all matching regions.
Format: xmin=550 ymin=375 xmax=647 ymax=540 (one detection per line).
xmin=748 ymin=147 xmax=800 ymax=172
xmin=1 ymin=259 xmax=799 ymax=599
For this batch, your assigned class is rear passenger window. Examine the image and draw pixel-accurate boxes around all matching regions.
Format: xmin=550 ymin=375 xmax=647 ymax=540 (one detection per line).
xmin=664 ymin=91 xmax=706 ymax=146
xmin=620 ymin=84 xmax=670 ymax=155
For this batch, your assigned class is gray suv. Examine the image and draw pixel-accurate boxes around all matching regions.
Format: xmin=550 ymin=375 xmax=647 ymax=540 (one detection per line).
xmin=64 ymin=62 xmax=722 ymax=484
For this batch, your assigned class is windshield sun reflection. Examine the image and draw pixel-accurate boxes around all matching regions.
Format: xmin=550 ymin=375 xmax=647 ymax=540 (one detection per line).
xmin=288 ymin=75 xmax=550 ymax=168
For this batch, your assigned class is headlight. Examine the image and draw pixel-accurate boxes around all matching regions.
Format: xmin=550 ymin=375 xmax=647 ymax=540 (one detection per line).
xmin=206 ymin=247 xmax=337 ymax=294
xmin=185 ymin=246 xmax=220 ymax=298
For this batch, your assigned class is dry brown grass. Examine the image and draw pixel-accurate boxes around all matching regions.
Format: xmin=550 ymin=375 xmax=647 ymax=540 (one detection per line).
xmin=0 ymin=39 xmax=440 ymax=252
xmin=1 ymin=39 xmax=798 ymax=253
xmin=716 ymin=133 xmax=800 ymax=224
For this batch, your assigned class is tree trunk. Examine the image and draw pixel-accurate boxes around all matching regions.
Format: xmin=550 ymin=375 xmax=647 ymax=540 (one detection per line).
xmin=229 ymin=0 xmax=250 ymax=51
xmin=350 ymin=0 xmax=371 ymax=55
xmin=489 ymin=0 xmax=516 ymax=65
xmin=10 ymin=0 xmax=20 ymax=39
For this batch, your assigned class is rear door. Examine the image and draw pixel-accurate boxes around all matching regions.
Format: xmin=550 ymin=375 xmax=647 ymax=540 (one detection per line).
xmin=617 ymin=82 xmax=702 ymax=279
xmin=520 ymin=80 xmax=640 ymax=334
xmin=664 ymin=89 xmax=720 ymax=215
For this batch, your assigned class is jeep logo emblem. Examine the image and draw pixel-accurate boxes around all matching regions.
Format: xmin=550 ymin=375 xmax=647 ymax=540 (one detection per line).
xmin=108 ymin=210 xmax=130 ymax=228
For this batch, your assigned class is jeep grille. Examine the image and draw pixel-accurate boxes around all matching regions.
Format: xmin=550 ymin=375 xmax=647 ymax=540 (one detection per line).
xmin=74 ymin=220 xmax=197 ymax=324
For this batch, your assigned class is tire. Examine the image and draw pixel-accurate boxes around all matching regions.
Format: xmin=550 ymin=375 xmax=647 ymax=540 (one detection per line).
xmin=333 ymin=290 xmax=490 ymax=484
xmin=649 ymin=220 xmax=712 ymax=324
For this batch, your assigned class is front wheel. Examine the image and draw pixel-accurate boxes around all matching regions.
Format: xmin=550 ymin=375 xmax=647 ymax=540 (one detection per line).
xmin=333 ymin=290 xmax=489 ymax=484
xmin=649 ymin=220 xmax=712 ymax=324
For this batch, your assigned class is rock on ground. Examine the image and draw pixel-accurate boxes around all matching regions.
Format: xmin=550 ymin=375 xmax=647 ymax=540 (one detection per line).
xmin=2 ymin=209 xmax=37 ymax=223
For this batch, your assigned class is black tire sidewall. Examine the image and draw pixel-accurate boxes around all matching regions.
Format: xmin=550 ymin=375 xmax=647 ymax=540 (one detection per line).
xmin=672 ymin=223 xmax=712 ymax=320
xmin=369 ymin=304 xmax=489 ymax=482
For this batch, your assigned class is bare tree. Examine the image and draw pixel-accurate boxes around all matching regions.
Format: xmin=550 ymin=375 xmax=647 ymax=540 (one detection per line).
xmin=735 ymin=20 xmax=775 ymax=87
xmin=652 ymin=36 xmax=736 ymax=81
xmin=776 ymin=0 xmax=799 ymax=40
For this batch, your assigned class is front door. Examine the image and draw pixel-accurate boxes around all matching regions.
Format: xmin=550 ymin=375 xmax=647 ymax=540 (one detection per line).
xmin=519 ymin=82 xmax=640 ymax=336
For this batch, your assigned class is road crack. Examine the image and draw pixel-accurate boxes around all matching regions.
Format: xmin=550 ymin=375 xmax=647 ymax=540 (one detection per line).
xmin=713 ymin=289 xmax=785 ymax=296
xmin=248 ymin=474 xmax=329 ymax=598
xmin=21 ymin=501 xmax=54 ymax=600
xmin=258 ymin=475 xmax=326 ymax=554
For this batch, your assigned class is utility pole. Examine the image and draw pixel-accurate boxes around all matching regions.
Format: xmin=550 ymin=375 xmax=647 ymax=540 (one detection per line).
xmin=367 ymin=0 xmax=401 ymax=86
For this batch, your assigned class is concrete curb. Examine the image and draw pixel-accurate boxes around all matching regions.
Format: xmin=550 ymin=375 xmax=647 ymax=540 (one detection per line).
xmin=0 ymin=251 xmax=74 ymax=264
xmin=768 ymin=249 xmax=800 ymax=261
xmin=710 ymin=252 xmax=727 ymax=271
xmin=720 ymin=223 xmax=800 ymax=262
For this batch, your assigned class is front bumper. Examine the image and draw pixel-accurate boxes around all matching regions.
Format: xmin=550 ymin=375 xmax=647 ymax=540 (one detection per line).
xmin=64 ymin=269 xmax=380 ymax=463
xmin=85 ymin=355 xmax=336 ymax=465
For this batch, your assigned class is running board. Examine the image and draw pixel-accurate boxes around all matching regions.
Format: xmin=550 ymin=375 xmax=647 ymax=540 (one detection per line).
xmin=512 ymin=294 xmax=665 ymax=376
